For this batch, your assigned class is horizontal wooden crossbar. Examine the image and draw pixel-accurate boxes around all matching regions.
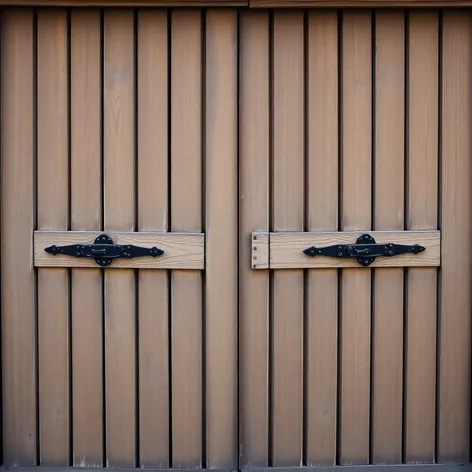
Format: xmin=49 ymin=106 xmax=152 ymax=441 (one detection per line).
xmin=34 ymin=231 xmax=204 ymax=269
xmin=252 ymin=230 xmax=440 ymax=269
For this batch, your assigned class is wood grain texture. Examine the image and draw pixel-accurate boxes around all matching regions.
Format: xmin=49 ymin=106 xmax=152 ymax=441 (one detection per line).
xmin=269 ymin=232 xmax=439 ymax=269
xmin=171 ymin=9 xmax=203 ymax=468
xmin=438 ymin=10 xmax=472 ymax=462
xmin=103 ymin=10 xmax=136 ymax=466
xmin=272 ymin=11 xmax=304 ymax=467
xmin=404 ymin=10 xmax=438 ymax=463
xmin=239 ymin=11 xmax=270 ymax=467
xmin=305 ymin=10 xmax=338 ymax=466
xmin=37 ymin=9 xmax=70 ymax=465
xmin=339 ymin=11 xmax=371 ymax=465
xmin=371 ymin=11 xmax=404 ymax=464
xmin=70 ymin=9 xmax=103 ymax=467
xmin=35 ymin=232 xmax=204 ymax=269
xmin=137 ymin=10 xmax=169 ymax=467
xmin=205 ymin=9 xmax=238 ymax=468
xmin=1 ymin=9 xmax=37 ymax=466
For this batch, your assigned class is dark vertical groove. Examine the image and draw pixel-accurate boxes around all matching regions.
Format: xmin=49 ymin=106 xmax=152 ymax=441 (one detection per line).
xmin=302 ymin=9 xmax=309 ymax=467
xmin=167 ymin=8 xmax=173 ymax=468
xmin=133 ymin=9 xmax=139 ymax=468
xmin=434 ymin=9 xmax=443 ymax=464
xmin=236 ymin=9 xmax=241 ymax=470
xmin=267 ymin=9 xmax=274 ymax=468
xmin=369 ymin=8 xmax=376 ymax=466
xmin=201 ymin=9 xmax=207 ymax=468
xmin=99 ymin=9 xmax=106 ymax=467
xmin=33 ymin=9 xmax=40 ymax=465
xmin=66 ymin=8 xmax=73 ymax=466
xmin=235 ymin=7 xmax=241 ymax=470
xmin=335 ymin=9 xmax=343 ymax=466
xmin=402 ymin=11 xmax=410 ymax=464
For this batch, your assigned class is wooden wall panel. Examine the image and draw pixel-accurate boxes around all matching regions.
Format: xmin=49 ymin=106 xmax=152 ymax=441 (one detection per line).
xmin=405 ymin=10 xmax=438 ymax=463
xmin=205 ymin=9 xmax=238 ymax=468
xmin=239 ymin=10 xmax=270 ymax=468
xmin=1 ymin=9 xmax=37 ymax=466
xmin=70 ymin=10 xmax=103 ymax=466
xmin=438 ymin=10 xmax=472 ymax=462
xmin=171 ymin=9 xmax=203 ymax=468
xmin=272 ymin=11 xmax=304 ymax=467
xmin=339 ymin=11 xmax=372 ymax=465
xmin=371 ymin=11 xmax=404 ymax=464
xmin=137 ymin=9 xmax=170 ymax=468
xmin=103 ymin=10 xmax=136 ymax=466
xmin=305 ymin=10 xmax=338 ymax=467
xmin=37 ymin=9 xmax=70 ymax=465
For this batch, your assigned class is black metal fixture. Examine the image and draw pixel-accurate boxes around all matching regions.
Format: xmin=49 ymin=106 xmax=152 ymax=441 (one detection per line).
xmin=303 ymin=233 xmax=425 ymax=267
xmin=45 ymin=234 xmax=164 ymax=267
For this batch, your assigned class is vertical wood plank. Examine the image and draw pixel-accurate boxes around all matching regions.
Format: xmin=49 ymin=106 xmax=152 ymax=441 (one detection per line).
xmin=70 ymin=10 xmax=103 ymax=466
xmin=405 ymin=11 xmax=438 ymax=463
xmin=438 ymin=10 xmax=472 ymax=462
xmin=137 ymin=10 xmax=169 ymax=468
xmin=272 ymin=11 xmax=304 ymax=467
xmin=239 ymin=10 xmax=269 ymax=468
xmin=104 ymin=10 xmax=136 ymax=466
xmin=372 ymin=11 xmax=404 ymax=464
xmin=171 ymin=9 xmax=202 ymax=468
xmin=1 ymin=9 xmax=37 ymax=466
xmin=37 ymin=9 xmax=70 ymax=465
xmin=205 ymin=9 xmax=238 ymax=468
xmin=340 ymin=11 xmax=371 ymax=465
xmin=306 ymin=10 xmax=338 ymax=467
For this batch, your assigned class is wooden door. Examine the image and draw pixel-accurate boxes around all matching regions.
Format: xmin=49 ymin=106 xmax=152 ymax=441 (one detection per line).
xmin=1 ymin=6 xmax=472 ymax=472
xmin=240 ymin=8 xmax=472 ymax=469
xmin=1 ymin=8 xmax=238 ymax=469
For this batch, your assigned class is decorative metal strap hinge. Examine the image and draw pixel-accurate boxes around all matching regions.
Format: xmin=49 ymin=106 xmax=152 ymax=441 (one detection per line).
xmin=303 ymin=233 xmax=425 ymax=267
xmin=45 ymin=233 xmax=164 ymax=267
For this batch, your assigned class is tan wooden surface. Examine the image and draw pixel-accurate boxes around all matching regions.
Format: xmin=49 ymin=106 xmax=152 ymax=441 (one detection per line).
xmin=405 ymin=10 xmax=439 ymax=463
xmin=103 ymin=10 xmax=136 ymax=466
xmin=371 ymin=11 xmax=404 ymax=464
xmin=35 ymin=232 xmax=204 ymax=269
xmin=205 ymin=9 xmax=238 ymax=468
xmin=1 ymin=9 xmax=37 ymax=466
xmin=438 ymin=10 xmax=472 ymax=462
xmin=37 ymin=10 xmax=70 ymax=465
xmin=137 ymin=9 xmax=170 ymax=467
xmin=70 ymin=9 xmax=103 ymax=467
xmin=305 ymin=10 xmax=338 ymax=466
xmin=340 ymin=11 xmax=372 ymax=465
xmin=171 ymin=9 xmax=203 ymax=468
xmin=250 ymin=233 xmax=269 ymax=270
xmin=239 ymin=11 xmax=270 ymax=467
xmin=268 ymin=231 xmax=440 ymax=269
xmin=272 ymin=11 xmax=304 ymax=467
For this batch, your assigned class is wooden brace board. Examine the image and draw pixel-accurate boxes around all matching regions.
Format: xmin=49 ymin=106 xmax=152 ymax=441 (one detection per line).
xmin=34 ymin=231 xmax=204 ymax=269
xmin=251 ymin=230 xmax=440 ymax=269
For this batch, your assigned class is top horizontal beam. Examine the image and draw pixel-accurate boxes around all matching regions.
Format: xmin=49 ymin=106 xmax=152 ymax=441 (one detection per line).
xmin=251 ymin=0 xmax=472 ymax=5
xmin=0 ymin=0 xmax=470 ymax=6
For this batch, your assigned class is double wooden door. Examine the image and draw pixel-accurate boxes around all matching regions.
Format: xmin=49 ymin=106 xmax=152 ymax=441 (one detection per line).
xmin=1 ymin=6 xmax=471 ymax=471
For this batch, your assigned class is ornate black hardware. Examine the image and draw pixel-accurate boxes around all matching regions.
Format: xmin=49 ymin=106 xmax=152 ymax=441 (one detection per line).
xmin=303 ymin=233 xmax=425 ymax=267
xmin=45 ymin=234 xmax=164 ymax=267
